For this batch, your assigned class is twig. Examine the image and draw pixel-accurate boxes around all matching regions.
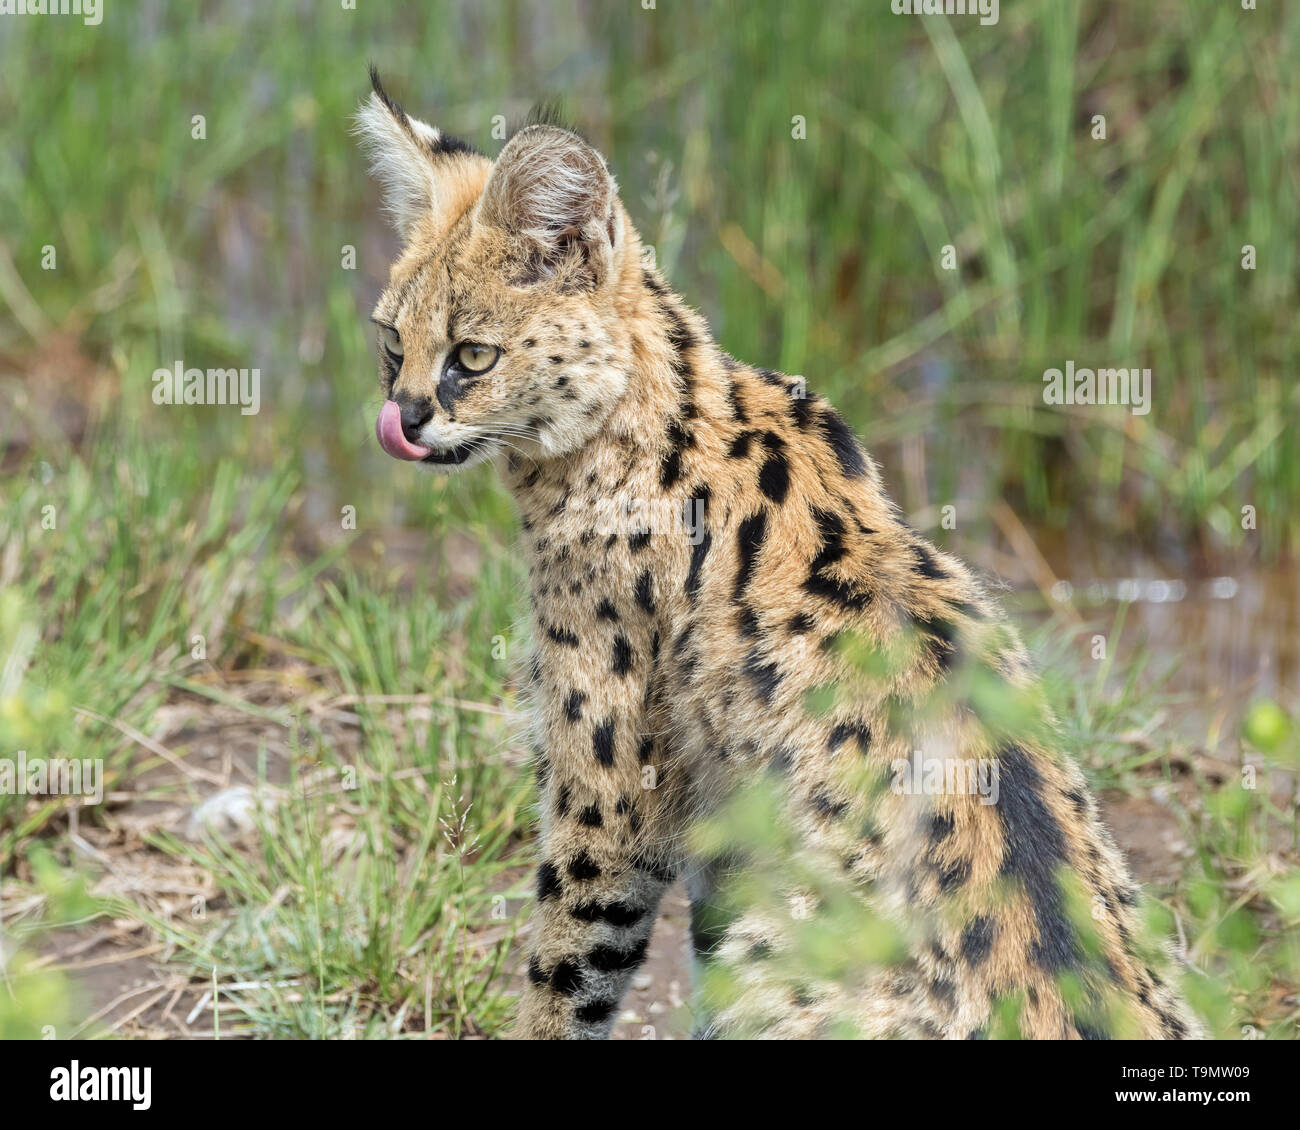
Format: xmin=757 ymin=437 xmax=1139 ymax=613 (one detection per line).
xmin=74 ymin=706 xmax=225 ymax=785
xmin=989 ymin=500 xmax=1083 ymax=625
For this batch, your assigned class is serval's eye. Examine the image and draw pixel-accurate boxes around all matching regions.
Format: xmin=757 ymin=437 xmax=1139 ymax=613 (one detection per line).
xmin=381 ymin=325 xmax=403 ymax=358
xmin=455 ymin=343 xmax=500 ymax=374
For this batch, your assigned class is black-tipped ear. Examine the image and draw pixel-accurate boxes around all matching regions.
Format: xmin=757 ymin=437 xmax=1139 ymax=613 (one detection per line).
xmin=477 ymin=124 xmax=620 ymax=287
xmin=353 ymin=69 xmax=482 ymax=240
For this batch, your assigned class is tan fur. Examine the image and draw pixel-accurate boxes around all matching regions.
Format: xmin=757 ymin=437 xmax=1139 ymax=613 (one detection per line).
xmin=357 ymin=77 xmax=1201 ymax=1040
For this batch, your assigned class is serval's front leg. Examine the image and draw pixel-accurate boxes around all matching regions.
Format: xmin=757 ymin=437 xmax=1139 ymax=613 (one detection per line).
xmin=513 ymin=621 xmax=677 ymax=1040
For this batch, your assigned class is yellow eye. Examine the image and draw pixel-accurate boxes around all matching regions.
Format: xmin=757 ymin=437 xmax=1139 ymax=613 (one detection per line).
xmin=456 ymin=343 xmax=500 ymax=373
xmin=381 ymin=325 xmax=403 ymax=357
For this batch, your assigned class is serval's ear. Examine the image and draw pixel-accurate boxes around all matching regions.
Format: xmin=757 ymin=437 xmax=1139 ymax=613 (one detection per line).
xmin=476 ymin=120 xmax=621 ymax=288
xmin=353 ymin=67 xmax=484 ymax=241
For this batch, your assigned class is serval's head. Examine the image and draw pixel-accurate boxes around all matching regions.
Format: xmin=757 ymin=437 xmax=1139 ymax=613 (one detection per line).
xmin=356 ymin=70 xmax=637 ymax=473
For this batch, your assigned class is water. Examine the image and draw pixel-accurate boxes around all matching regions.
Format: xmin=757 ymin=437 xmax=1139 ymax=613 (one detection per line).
xmin=1000 ymin=524 xmax=1298 ymax=745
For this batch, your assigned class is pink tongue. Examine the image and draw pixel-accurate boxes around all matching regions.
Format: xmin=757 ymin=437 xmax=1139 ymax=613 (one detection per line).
xmin=376 ymin=400 xmax=432 ymax=461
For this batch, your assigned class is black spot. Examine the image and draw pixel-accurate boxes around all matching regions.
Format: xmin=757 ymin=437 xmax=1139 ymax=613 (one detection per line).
xmin=556 ymin=784 xmax=571 ymax=817
xmin=769 ymin=746 xmax=796 ymax=775
xmin=743 ymin=647 xmax=781 ymax=704
xmin=570 ymin=900 xmax=646 ymax=928
xmin=728 ymin=430 xmax=756 ymax=459
xmin=592 ymin=718 xmax=616 ymax=766
xmin=790 ymin=392 xmax=817 ymax=428
xmin=659 ymin=417 xmax=692 ymax=488
xmin=911 ymin=542 xmax=949 ymax=580
xmin=550 ymin=959 xmax=584 ymax=995
xmin=565 ymin=689 xmax=587 ymax=722
xmin=596 ymin=598 xmax=619 ymax=621
xmin=808 ymin=507 xmax=848 ymax=570
xmin=547 ymin=623 xmax=580 ymax=647
xmin=792 ymin=986 xmax=818 ymax=1008
xmin=726 ymin=379 xmax=750 ymax=424
xmin=685 ymin=530 xmax=712 ymax=601
xmin=673 ymin=623 xmax=696 ymax=658
xmin=612 ymin=634 xmax=633 ymax=676
xmin=961 ymin=916 xmax=995 ymax=965
xmin=537 ymin=862 xmax=562 ymax=901
xmin=912 ymin=610 xmax=961 ymax=672
xmin=804 ymin=508 xmax=871 ymax=610
xmin=758 ymin=448 xmax=791 ymax=504
xmin=929 ymin=810 xmax=955 ymax=843
xmin=587 ymin=939 xmax=649 ymax=973
xmin=662 ymin=301 xmax=695 ymax=356
xmin=816 ymin=410 xmax=868 ymax=477
xmin=567 ymin=851 xmax=601 ymax=881
xmin=997 ymin=745 xmax=1078 ymax=973
xmin=629 ymin=529 xmax=651 ymax=553
xmin=819 ymin=631 xmax=844 ymax=654
xmin=733 ymin=511 xmax=768 ymax=601
xmin=827 ymin=720 xmax=871 ymax=754
xmin=637 ymin=737 xmax=654 ymax=764
xmin=810 ymin=789 xmax=848 ymax=819
xmin=788 ymin=611 xmax=815 ymax=633
xmin=578 ymin=804 xmax=603 ymax=827
xmin=805 ymin=567 xmax=871 ymax=610
xmin=736 ymin=604 xmax=760 ymax=637
xmin=574 ymin=999 xmax=615 ymax=1024
xmin=527 ymin=957 xmax=547 ymax=985
xmin=936 ymin=858 xmax=971 ymax=893
xmin=635 ymin=569 xmax=655 ymax=614
xmin=929 ymin=977 xmax=957 ymax=1008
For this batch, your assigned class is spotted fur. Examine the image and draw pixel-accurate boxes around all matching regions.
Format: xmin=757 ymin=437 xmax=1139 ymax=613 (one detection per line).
xmin=357 ymin=73 xmax=1200 ymax=1040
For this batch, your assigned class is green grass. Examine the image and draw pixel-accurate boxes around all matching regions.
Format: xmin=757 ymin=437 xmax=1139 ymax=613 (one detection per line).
xmin=1 ymin=0 xmax=1297 ymax=1038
